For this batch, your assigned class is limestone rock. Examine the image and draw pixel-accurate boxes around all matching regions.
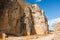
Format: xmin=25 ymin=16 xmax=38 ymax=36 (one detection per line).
xmin=24 ymin=7 xmax=36 ymax=35
xmin=54 ymin=22 xmax=60 ymax=40
xmin=31 ymin=4 xmax=49 ymax=35
xmin=0 ymin=0 xmax=49 ymax=36
xmin=0 ymin=0 xmax=21 ymax=35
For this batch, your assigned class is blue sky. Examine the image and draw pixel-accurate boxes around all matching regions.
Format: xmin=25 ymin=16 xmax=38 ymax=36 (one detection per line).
xmin=25 ymin=0 xmax=60 ymax=30
xmin=25 ymin=0 xmax=60 ymax=20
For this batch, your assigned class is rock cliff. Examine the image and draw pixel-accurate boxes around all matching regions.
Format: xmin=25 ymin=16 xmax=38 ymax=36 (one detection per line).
xmin=0 ymin=0 xmax=21 ymax=36
xmin=31 ymin=4 xmax=49 ymax=35
xmin=0 ymin=0 xmax=49 ymax=36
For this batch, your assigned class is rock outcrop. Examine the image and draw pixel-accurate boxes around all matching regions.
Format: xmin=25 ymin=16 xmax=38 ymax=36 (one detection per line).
xmin=0 ymin=0 xmax=49 ymax=36
xmin=54 ymin=22 xmax=60 ymax=40
xmin=31 ymin=4 xmax=49 ymax=35
xmin=0 ymin=0 xmax=21 ymax=36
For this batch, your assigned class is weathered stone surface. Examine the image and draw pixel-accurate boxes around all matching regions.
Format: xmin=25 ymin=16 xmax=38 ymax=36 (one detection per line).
xmin=24 ymin=7 xmax=36 ymax=35
xmin=54 ymin=22 xmax=60 ymax=40
xmin=31 ymin=4 xmax=49 ymax=35
xmin=0 ymin=0 xmax=21 ymax=35
xmin=0 ymin=0 xmax=49 ymax=36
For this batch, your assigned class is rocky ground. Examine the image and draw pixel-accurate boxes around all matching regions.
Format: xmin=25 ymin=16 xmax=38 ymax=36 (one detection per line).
xmin=6 ymin=33 xmax=54 ymax=40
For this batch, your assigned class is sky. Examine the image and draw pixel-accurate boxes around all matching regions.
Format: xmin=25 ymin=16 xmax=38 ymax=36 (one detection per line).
xmin=25 ymin=0 xmax=60 ymax=30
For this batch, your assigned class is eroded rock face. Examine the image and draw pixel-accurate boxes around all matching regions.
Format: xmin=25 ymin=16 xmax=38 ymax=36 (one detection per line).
xmin=24 ymin=7 xmax=36 ymax=35
xmin=54 ymin=22 xmax=60 ymax=40
xmin=31 ymin=4 xmax=49 ymax=35
xmin=0 ymin=0 xmax=21 ymax=35
xmin=0 ymin=0 xmax=49 ymax=36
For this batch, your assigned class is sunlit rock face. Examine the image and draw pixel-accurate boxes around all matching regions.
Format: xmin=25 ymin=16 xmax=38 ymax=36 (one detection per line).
xmin=54 ymin=22 xmax=60 ymax=40
xmin=31 ymin=4 xmax=49 ymax=35
xmin=0 ymin=0 xmax=49 ymax=36
xmin=0 ymin=0 xmax=35 ymax=36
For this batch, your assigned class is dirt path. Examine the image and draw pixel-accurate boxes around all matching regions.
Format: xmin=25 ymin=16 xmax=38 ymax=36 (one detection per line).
xmin=6 ymin=34 xmax=54 ymax=40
